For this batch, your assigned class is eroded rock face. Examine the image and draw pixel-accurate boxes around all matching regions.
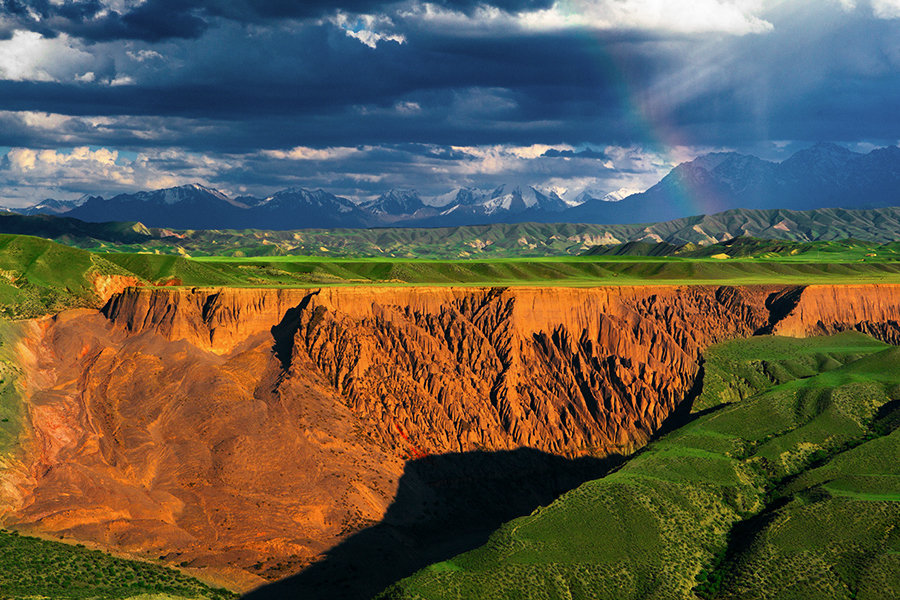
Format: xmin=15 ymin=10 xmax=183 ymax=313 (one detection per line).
xmin=290 ymin=286 xmax=775 ymax=456
xmin=772 ymin=284 xmax=900 ymax=342
xmin=5 ymin=284 xmax=900 ymax=590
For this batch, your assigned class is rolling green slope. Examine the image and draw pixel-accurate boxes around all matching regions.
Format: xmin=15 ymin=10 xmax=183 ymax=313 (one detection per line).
xmin=676 ymin=237 xmax=900 ymax=262
xmin=0 ymin=234 xmax=135 ymax=318
xmin=377 ymin=333 xmax=900 ymax=600
xmin=0 ymin=529 xmax=235 ymax=600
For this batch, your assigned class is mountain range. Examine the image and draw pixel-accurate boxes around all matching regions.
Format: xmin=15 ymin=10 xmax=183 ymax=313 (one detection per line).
xmin=7 ymin=143 xmax=900 ymax=229
xmin=566 ymin=142 xmax=900 ymax=224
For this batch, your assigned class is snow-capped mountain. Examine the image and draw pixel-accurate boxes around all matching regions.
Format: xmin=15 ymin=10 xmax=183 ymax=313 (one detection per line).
xmin=10 ymin=144 xmax=900 ymax=229
xmin=18 ymin=194 xmax=98 ymax=216
xmin=409 ymin=185 xmax=569 ymax=226
xmin=359 ymin=190 xmax=427 ymax=215
xmin=63 ymin=184 xmax=249 ymax=228
xmin=574 ymin=188 xmax=640 ymax=204
xmin=251 ymin=188 xmax=371 ymax=228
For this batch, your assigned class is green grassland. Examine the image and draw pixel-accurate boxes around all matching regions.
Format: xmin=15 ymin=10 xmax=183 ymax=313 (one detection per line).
xmin=377 ymin=332 xmax=900 ymax=600
xmin=0 ymin=529 xmax=236 ymax=600
xmin=8 ymin=233 xmax=900 ymax=320
xmin=115 ymin=252 xmax=900 ymax=288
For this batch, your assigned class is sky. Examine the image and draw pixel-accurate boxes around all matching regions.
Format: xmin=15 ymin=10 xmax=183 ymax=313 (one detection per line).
xmin=0 ymin=0 xmax=898 ymax=206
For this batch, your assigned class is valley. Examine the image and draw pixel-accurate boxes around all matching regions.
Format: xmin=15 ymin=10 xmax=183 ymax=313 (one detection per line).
xmin=3 ymin=3 xmax=898 ymax=599
xmin=2 ymin=274 xmax=900 ymax=598
xmin=1 ymin=231 xmax=900 ymax=599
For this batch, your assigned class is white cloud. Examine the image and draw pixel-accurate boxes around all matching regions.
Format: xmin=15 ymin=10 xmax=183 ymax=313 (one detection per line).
xmin=835 ymin=0 xmax=900 ymax=17
xmin=126 ymin=49 xmax=165 ymax=62
xmin=261 ymin=146 xmax=362 ymax=160
xmin=448 ymin=144 xmax=574 ymax=174
xmin=0 ymin=30 xmax=94 ymax=82
xmin=521 ymin=0 xmax=773 ymax=35
xmin=404 ymin=0 xmax=773 ymax=35
xmin=19 ymin=111 xmax=71 ymax=130
xmin=872 ymin=0 xmax=900 ymax=18
xmin=109 ymin=75 xmax=135 ymax=86
xmin=395 ymin=101 xmax=422 ymax=114
xmin=345 ymin=29 xmax=406 ymax=48
xmin=509 ymin=144 xmax=570 ymax=159
xmin=328 ymin=11 xmax=406 ymax=47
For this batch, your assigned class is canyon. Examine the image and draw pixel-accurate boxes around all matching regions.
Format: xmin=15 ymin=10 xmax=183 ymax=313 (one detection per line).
xmin=3 ymin=284 xmax=900 ymax=595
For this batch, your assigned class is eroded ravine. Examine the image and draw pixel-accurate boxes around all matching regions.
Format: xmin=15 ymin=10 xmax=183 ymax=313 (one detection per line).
xmin=4 ymin=284 xmax=900 ymax=592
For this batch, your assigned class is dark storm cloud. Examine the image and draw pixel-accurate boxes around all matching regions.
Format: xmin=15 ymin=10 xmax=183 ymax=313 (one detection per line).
xmin=2 ymin=0 xmax=900 ymax=210
xmin=2 ymin=0 xmax=208 ymax=41
xmin=1 ymin=0 xmax=555 ymax=41
xmin=0 ymin=22 xmax=644 ymax=150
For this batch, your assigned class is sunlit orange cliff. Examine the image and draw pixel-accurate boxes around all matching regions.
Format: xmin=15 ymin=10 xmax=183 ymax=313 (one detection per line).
xmin=3 ymin=284 xmax=900 ymax=591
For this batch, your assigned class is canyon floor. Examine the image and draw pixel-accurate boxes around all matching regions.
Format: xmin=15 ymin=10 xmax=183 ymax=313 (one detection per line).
xmin=0 ymin=233 xmax=899 ymax=599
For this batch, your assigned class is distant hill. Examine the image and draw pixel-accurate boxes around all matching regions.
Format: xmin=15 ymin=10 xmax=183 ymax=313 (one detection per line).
xmin=4 ymin=204 xmax=900 ymax=259
xmin=12 ymin=143 xmax=897 ymax=229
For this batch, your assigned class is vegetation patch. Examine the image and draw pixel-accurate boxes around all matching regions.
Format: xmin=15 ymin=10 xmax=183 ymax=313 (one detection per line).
xmin=0 ymin=529 xmax=236 ymax=600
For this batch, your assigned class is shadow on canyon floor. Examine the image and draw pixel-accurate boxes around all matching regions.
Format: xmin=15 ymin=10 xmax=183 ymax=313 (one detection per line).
xmin=243 ymin=447 xmax=625 ymax=600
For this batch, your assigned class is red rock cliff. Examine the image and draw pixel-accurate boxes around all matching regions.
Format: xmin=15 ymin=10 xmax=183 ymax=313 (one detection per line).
xmin=5 ymin=283 xmax=900 ymax=589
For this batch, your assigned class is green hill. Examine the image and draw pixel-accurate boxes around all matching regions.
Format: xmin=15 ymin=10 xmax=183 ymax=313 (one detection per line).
xmin=0 ymin=234 xmax=137 ymax=318
xmin=378 ymin=332 xmax=900 ymax=600
xmin=7 ymin=206 xmax=900 ymax=259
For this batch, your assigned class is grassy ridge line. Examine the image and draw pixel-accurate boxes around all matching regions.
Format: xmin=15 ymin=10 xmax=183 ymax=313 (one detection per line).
xmin=377 ymin=333 xmax=900 ymax=600
xmin=589 ymin=237 xmax=900 ymax=263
